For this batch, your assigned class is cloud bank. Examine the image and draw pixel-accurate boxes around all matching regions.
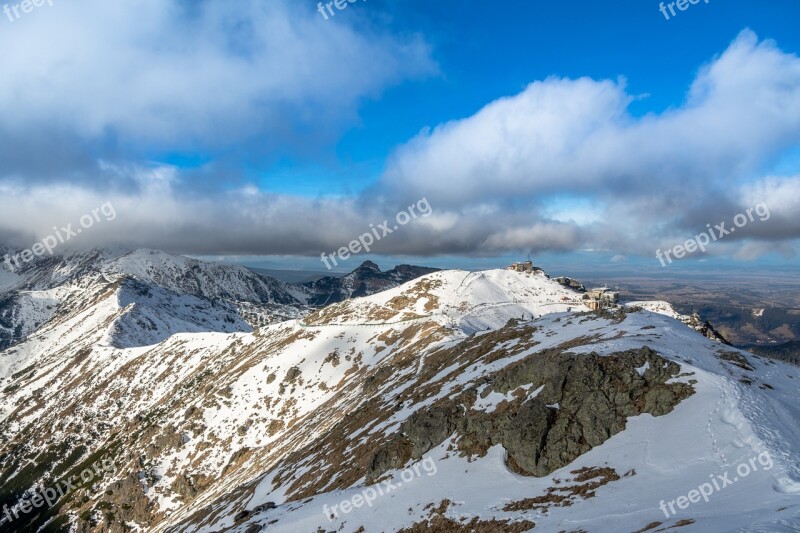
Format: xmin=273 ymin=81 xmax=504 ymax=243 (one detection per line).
xmin=1 ymin=18 xmax=799 ymax=263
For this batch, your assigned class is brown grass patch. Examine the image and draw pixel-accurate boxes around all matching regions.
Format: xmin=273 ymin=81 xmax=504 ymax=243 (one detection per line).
xmin=503 ymin=466 xmax=621 ymax=512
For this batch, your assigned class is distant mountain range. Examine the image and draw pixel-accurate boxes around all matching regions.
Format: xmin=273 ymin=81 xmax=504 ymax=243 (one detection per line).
xmin=0 ymin=249 xmax=437 ymax=351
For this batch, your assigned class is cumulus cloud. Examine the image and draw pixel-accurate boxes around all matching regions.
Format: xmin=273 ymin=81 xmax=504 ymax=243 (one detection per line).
xmin=0 ymin=0 xmax=436 ymax=181
xmin=381 ymin=30 xmax=800 ymax=208
xmin=370 ymin=29 xmax=800 ymax=259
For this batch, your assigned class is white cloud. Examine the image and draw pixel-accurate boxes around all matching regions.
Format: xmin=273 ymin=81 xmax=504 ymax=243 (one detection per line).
xmin=0 ymin=0 xmax=435 ymax=148
xmin=1 ymin=28 xmax=799 ymax=262
xmin=381 ymin=30 xmax=800 ymax=209
xmin=481 ymin=223 xmax=585 ymax=253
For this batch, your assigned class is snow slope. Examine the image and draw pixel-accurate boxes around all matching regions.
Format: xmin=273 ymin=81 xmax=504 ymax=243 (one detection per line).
xmin=102 ymin=249 xmax=302 ymax=306
xmin=187 ymin=307 xmax=800 ymax=533
xmin=0 ymin=264 xmax=798 ymax=533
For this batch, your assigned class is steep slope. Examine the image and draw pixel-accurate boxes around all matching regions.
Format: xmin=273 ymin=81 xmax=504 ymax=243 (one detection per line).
xmin=0 ymin=286 xmax=64 ymax=350
xmin=103 ymin=250 xmax=302 ymax=307
xmin=744 ymin=340 xmax=800 ymax=366
xmin=1 ymin=248 xmax=123 ymax=292
xmin=1 ymin=267 xmax=798 ymax=532
xmin=109 ymin=278 xmax=253 ymax=349
xmin=172 ymin=304 xmax=800 ymax=533
xmin=0 ymin=249 xmax=124 ymax=349
xmin=0 ymin=249 xmax=308 ymax=352
xmin=628 ymin=300 xmax=730 ymax=344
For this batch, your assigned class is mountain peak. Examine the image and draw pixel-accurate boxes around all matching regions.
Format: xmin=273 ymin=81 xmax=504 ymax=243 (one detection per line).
xmin=354 ymin=260 xmax=381 ymax=273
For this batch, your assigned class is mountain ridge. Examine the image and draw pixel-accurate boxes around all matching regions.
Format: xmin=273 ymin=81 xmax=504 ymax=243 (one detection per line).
xmin=0 ymin=251 xmax=798 ymax=532
xmin=0 ymin=248 xmax=438 ymax=351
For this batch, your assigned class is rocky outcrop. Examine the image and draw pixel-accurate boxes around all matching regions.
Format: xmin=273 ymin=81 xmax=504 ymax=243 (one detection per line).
xmin=553 ymin=276 xmax=586 ymax=292
xmin=698 ymin=319 xmax=730 ymax=344
xmin=369 ymin=346 xmax=693 ymax=480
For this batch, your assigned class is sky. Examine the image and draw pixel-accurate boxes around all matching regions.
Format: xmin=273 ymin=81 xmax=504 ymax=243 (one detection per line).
xmin=1 ymin=0 xmax=799 ymax=273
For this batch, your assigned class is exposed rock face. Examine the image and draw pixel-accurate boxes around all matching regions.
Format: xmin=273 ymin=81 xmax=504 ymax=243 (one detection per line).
xmin=553 ymin=276 xmax=586 ymax=292
xmin=698 ymin=319 xmax=730 ymax=344
xmin=0 ymin=292 xmax=33 ymax=350
xmin=369 ymin=346 xmax=693 ymax=480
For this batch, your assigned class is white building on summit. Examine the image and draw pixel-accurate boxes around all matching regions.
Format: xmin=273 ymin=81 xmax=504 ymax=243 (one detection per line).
xmin=583 ymin=287 xmax=620 ymax=310
xmin=507 ymin=260 xmax=533 ymax=273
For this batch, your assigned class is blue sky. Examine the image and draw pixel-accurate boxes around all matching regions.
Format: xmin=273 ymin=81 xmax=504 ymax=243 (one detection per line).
xmin=258 ymin=0 xmax=800 ymax=198
xmin=1 ymin=0 xmax=799 ymax=274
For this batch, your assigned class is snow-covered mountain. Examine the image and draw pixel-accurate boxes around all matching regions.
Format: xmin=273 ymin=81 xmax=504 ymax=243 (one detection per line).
xmin=0 ymin=250 xmax=438 ymax=351
xmin=0 ymin=249 xmax=302 ymax=351
xmin=1 ymin=257 xmax=799 ymax=532
xmin=103 ymin=250 xmax=303 ymax=307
